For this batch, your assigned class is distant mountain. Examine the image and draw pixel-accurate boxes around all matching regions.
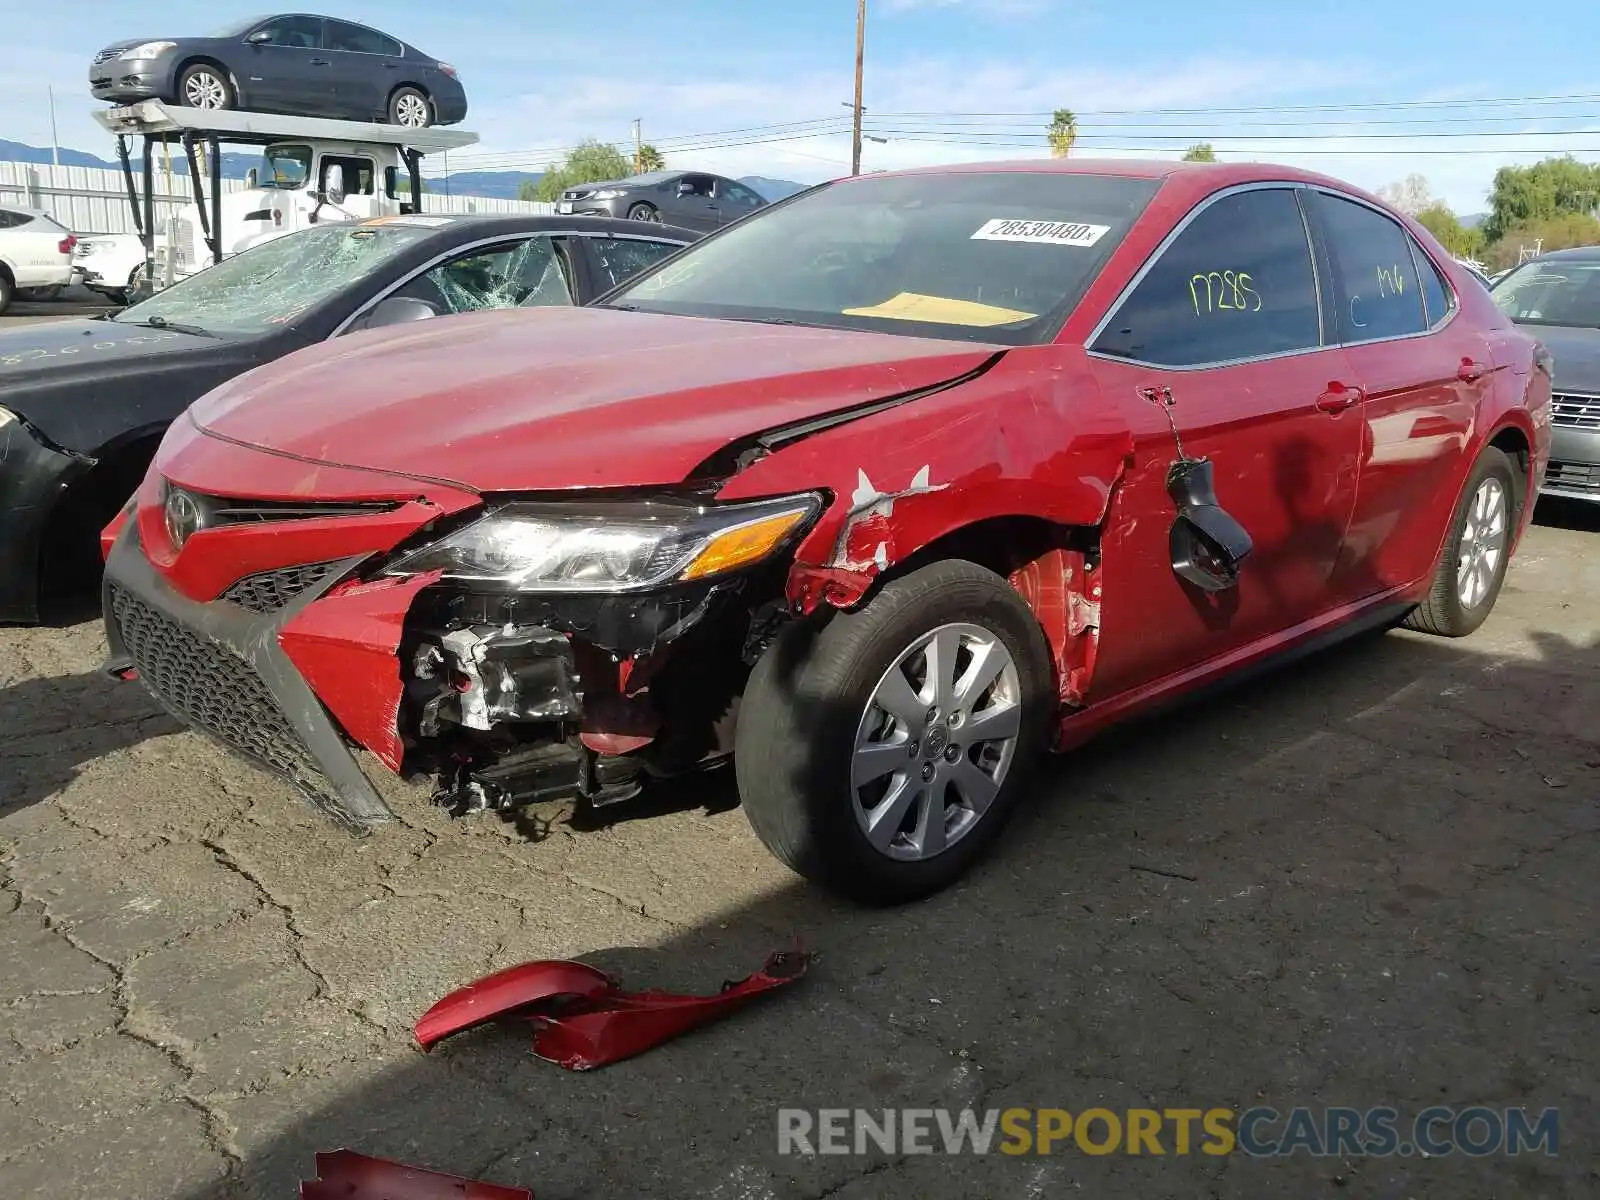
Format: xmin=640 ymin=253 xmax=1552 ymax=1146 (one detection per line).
xmin=0 ymin=138 xmax=806 ymax=204
xmin=1460 ymin=212 xmax=1488 ymax=229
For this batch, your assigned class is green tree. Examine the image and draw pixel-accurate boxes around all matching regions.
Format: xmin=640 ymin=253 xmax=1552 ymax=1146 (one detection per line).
xmin=635 ymin=143 xmax=665 ymax=173
xmin=1415 ymin=202 xmax=1484 ymax=260
xmin=1047 ymin=108 xmax=1078 ymax=158
xmin=1181 ymin=143 xmax=1217 ymax=162
xmin=520 ymin=139 xmax=634 ymax=203
xmin=1482 ymin=156 xmax=1600 ymax=243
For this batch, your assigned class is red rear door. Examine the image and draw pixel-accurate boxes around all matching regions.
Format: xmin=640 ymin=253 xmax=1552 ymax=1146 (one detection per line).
xmin=1306 ymin=190 xmax=1493 ymax=601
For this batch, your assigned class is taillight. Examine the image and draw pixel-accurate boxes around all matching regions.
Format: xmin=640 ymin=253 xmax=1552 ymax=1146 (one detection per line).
xmin=438 ymin=62 xmax=457 ymax=78
xmin=59 ymin=234 xmax=77 ymax=254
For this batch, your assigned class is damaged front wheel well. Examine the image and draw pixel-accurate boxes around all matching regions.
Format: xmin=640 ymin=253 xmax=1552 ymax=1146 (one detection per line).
xmin=875 ymin=515 xmax=1098 ymax=587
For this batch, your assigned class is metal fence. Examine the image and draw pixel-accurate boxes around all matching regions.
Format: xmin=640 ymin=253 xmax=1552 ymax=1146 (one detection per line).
xmin=0 ymin=160 xmax=552 ymax=234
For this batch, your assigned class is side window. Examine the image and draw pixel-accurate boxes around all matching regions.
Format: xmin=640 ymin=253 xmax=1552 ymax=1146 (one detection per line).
xmin=1317 ymin=193 xmax=1427 ymax=342
xmin=1410 ymin=237 xmax=1455 ymax=328
xmin=320 ymin=156 xmax=376 ymax=196
xmin=327 ymin=21 xmax=401 ymax=55
xmin=394 ymin=239 xmax=574 ymax=314
xmin=680 ymin=175 xmax=714 ymax=198
xmin=722 ymin=182 xmax=764 ymax=210
xmin=586 ymin=237 xmax=681 ymax=291
xmin=1092 ymin=188 xmax=1321 ymax=367
xmin=0 ymin=210 xmax=29 ymax=230
xmin=253 ymin=16 xmax=324 ymax=48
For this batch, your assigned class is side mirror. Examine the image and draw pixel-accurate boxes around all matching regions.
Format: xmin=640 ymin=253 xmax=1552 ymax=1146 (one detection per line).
xmin=246 ymin=29 xmax=274 ymax=44
xmin=1165 ymin=458 xmax=1253 ymax=593
xmin=357 ymin=296 xmax=439 ymax=331
xmin=323 ymin=164 xmax=345 ymax=205
xmin=244 ymin=167 xmax=258 ymax=188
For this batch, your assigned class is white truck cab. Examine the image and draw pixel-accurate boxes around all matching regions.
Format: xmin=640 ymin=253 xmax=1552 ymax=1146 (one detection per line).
xmin=88 ymin=100 xmax=477 ymax=296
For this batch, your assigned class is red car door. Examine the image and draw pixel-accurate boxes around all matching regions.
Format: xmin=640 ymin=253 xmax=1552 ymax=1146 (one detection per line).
xmin=1084 ymin=185 xmax=1365 ymax=698
xmin=1306 ymin=189 xmax=1495 ymax=601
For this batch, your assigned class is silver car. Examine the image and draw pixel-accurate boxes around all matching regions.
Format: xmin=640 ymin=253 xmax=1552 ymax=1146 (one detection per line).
xmin=1490 ymin=247 xmax=1600 ymax=504
xmin=555 ymin=171 xmax=768 ymax=233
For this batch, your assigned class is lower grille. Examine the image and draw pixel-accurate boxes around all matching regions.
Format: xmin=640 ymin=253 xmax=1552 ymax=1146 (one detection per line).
xmin=222 ymin=562 xmax=342 ymax=614
xmin=1551 ymin=392 xmax=1600 ymax=431
xmin=109 ymin=585 xmax=325 ymax=784
xmin=1545 ymin=460 xmax=1600 ymax=494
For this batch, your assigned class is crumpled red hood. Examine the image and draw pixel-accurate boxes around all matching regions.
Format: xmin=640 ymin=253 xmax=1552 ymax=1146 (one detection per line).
xmin=190 ymin=306 xmax=999 ymax=493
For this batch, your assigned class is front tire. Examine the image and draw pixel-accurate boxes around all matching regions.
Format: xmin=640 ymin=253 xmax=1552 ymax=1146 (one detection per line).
xmin=736 ymin=560 xmax=1054 ymax=905
xmin=0 ymin=273 xmax=13 ymax=316
xmin=178 ymin=64 xmax=234 ymax=111
xmin=1403 ymin=446 xmax=1518 ymax=637
xmin=626 ymin=202 xmax=661 ymax=222
xmin=388 ymin=87 xmax=433 ymax=128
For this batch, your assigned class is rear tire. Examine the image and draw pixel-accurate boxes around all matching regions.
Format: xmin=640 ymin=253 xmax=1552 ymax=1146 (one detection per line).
xmin=178 ymin=64 xmax=234 ymax=111
xmin=735 ymin=560 xmax=1054 ymax=905
xmin=0 ymin=273 xmax=13 ymax=316
xmin=626 ymin=202 xmax=660 ymax=222
xmin=1403 ymin=446 xmax=1518 ymax=637
xmin=388 ymin=87 xmax=433 ymax=128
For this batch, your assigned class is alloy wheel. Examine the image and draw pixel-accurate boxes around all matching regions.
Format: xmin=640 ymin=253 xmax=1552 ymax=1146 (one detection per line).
xmin=396 ymin=94 xmax=430 ymax=127
xmin=1456 ymin=476 xmax=1508 ymax=609
xmin=850 ymin=622 xmax=1022 ymax=862
xmin=184 ymin=71 xmax=227 ymax=109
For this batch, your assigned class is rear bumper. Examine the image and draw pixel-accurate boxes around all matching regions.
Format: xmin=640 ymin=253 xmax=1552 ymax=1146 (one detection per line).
xmin=101 ymin=523 xmax=399 ymax=828
xmin=1542 ymin=425 xmax=1600 ymax=503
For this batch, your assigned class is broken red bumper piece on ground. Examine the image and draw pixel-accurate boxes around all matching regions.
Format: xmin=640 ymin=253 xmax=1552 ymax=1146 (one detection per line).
xmin=415 ymin=950 xmax=812 ymax=1070
xmin=299 ymin=1149 xmax=531 ymax=1199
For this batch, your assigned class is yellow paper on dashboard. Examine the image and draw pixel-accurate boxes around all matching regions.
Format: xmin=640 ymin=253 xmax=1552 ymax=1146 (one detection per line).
xmin=842 ymin=292 xmax=1035 ymax=327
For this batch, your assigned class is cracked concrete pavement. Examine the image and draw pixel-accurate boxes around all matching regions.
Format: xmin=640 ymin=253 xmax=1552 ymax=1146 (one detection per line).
xmin=1 ymin=503 xmax=1596 ymax=1199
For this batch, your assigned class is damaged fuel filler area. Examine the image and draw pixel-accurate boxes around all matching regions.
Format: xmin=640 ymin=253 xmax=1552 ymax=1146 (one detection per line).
xmin=385 ymin=492 xmax=826 ymax=817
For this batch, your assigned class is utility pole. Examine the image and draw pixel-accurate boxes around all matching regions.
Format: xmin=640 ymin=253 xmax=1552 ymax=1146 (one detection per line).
xmin=48 ymin=87 xmax=59 ymax=166
xmin=850 ymin=0 xmax=867 ymax=176
xmin=633 ymin=119 xmax=643 ymax=174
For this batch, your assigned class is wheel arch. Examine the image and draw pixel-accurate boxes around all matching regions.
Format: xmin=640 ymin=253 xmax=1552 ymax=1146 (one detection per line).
xmin=37 ymin=424 xmax=166 ymax=598
xmin=173 ymin=56 xmax=237 ymax=102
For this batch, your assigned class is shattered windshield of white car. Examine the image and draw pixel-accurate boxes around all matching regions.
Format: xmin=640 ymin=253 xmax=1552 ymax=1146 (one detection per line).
xmin=111 ymin=224 xmax=435 ymax=336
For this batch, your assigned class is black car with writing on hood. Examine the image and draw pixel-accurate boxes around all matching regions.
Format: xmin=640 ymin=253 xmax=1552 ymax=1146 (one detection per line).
xmin=0 ymin=213 xmax=697 ymax=623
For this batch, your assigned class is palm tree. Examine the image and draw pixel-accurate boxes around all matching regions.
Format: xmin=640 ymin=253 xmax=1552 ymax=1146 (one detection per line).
xmin=636 ymin=144 xmax=665 ymax=173
xmin=1047 ymin=109 xmax=1078 ymax=158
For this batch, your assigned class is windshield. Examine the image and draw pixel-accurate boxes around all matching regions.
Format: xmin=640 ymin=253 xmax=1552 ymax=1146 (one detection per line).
xmin=112 ymin=223 xmax=436 ymax=336
xmin=256 ymin=145 xmax=312 ymax=190
xmin=606 ymin=171 xmax=1159 ymax=344
xmin=1491 ymin=259 xmax=1600 ymax=328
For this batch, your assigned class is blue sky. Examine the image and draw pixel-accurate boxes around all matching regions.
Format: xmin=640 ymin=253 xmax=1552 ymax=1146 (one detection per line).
xmin=6 ymin=0 xmax=1599 ymax=210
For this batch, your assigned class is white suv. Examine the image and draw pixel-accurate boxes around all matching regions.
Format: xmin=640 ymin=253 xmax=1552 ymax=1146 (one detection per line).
xmin=0 ymin=205 xmax=77 ymax=314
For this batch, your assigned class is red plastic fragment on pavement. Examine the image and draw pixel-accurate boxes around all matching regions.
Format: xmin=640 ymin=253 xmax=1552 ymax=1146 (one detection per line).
xmin=299 ymin=1149 xmax=531 ymax=1199
xmin=415 ymin=950 xmax=812 ymax=1069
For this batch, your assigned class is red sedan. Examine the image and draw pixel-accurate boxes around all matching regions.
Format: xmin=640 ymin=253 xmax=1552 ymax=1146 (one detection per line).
xmin=102 ymin=159 xmax=1552 ymax=903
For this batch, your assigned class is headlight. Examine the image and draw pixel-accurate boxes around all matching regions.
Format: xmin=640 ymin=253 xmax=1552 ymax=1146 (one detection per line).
xmin=0 ymin=407 xmax=16 ymax=431
xmin=120 ymin=41 xmax=177 ymax=60
xmin=384 ymin=494 xmax=823 ymax=592
xmin=590 ymin=189 xmax=629 ymax=200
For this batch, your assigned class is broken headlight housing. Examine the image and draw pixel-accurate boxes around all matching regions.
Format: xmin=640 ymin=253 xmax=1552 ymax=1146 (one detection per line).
xmin=384 ymin=494 xmax=823 ymax=593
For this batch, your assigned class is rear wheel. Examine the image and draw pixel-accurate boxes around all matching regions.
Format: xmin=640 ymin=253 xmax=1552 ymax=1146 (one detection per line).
xmin=0 ymin=272 xmax=13 ymax=316
xmin=736 ymin=560 xmax=1053 ymax=904
xmin=388 ymin=87 xmax=433 ymax=128
xmin=178 ymin=64 xmax=234 ymax=110
xmin=1403 ymin=446 xmax=1518 ymax=637
xmin=626 ymin=202 xmax=661 ymax=222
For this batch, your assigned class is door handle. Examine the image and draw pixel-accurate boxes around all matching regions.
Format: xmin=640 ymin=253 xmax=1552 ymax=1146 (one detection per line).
xmin=1315 ymin=382 xmax=1364 ymax=413
xmin=1457 ymin=358 xmax=1488 ymax=382
xmin=310 ymin=57 xmax=330 ymax=66
xmin=384 ymin=62 xmax=400 ymax=69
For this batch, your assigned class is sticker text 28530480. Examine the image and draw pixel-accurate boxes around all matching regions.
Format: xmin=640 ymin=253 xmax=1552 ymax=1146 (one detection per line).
xmin=970 ymin=219 xmax=1111 ymax=247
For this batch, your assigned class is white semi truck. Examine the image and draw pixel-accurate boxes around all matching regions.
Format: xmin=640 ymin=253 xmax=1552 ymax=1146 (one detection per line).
xmin=77 ymin=100 xmax=477 ymax=301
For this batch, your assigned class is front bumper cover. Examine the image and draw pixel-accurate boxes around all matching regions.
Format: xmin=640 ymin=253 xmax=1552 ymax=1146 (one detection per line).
xmin=102 ymin=523 xmax=397 ymax=830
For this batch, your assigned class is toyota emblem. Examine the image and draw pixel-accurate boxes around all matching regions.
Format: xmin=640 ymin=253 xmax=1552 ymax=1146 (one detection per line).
xmin=164 ymin=487 xmax=203 ymax=550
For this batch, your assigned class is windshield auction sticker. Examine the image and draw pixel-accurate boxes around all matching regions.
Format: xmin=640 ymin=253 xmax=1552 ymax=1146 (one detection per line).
xmin=970 ymin=218 xmax=1110 ymax=246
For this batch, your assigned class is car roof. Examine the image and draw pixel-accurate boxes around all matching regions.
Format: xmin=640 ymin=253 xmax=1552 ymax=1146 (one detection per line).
xmin=1525 ymin=244 xmax=1600 ymax=263
xmin=855 ymin=156 xmax=1380 ymax=193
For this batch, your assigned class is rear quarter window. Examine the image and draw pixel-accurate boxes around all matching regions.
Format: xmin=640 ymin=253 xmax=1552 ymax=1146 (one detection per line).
xmin=1316 ymin=192 xmax=1428 ymax=342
